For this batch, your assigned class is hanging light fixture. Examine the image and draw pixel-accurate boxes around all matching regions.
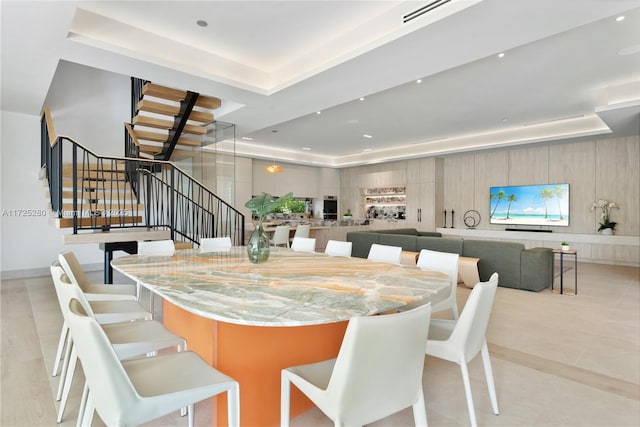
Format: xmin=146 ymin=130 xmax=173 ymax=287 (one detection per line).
xmin=264 ymin=129 xmax=283 ymax=173
xmin=264 ymin=161 xmax=283 ymax=174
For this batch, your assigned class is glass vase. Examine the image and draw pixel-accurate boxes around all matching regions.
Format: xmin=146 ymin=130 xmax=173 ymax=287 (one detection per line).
xmin=247 ymin=224 xmax=270 ymax=263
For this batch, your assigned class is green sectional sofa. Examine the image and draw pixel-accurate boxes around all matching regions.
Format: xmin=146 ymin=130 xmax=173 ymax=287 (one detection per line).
xmin=346 ymin=228 xmax=553 ymax=291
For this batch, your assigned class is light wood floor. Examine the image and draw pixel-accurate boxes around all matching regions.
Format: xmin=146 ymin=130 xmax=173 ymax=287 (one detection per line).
xmin=1 ymin=261 xmax=639 ymax=426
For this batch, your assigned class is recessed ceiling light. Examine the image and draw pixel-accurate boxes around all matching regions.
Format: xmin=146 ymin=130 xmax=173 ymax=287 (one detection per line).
xmin=241 ymin=136 xmax=253 ymax=141
xmin=302 ymin=147 xmax=311 ymax=151
xmin=359 ymin=97 xmax=365 ymax=101
xmin=316 ymin=111 xmax=321 ymax=115
xmin=618 ymin=44 xmax=640 ymax=55
xmin=616 ymin=15 xmax=625 ymax=22
xmin=196 ymin=20 xmax=208 ymax=27
xmin=498 ymin=52 xmax=505 ymax=58
xmin=416 ymin=79 xmax=422 ymax=84
xmin=363 ymin=134 xmax=373 ymax=139
xmin=363 ymin=148 xmax=373 ymax=152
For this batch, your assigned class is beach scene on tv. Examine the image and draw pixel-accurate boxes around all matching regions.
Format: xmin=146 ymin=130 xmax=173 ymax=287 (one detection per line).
xmin=490 ymin=184 xmax=569 ymax=227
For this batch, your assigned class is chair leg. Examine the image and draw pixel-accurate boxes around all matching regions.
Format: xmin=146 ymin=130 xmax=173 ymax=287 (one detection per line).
xmin=228 ymin=382 xmax=240 ymax=427
xmin=80 ymin=391 xmax=94 ymax=427
xmin=57 ymin=347 xmax=77 ymax=422
xmin=459 ymin=360 xmax=478 ymax=427
xmin=76 ymin=382 xmax=89 ymax=427
xmin=52 ymin=322 xmax=68 ymax=377
xmin=481 ymin=342 xmax=500 ymax=415
xmin=57 ymin=335 xmax=73 ymax=400
xmin=188 ymin=403 xmax=195 ymax=427
xmin=412 ymin=387 xmax=428 ymax=427
xmin=281 ymin=373 xmax=291 ymax=427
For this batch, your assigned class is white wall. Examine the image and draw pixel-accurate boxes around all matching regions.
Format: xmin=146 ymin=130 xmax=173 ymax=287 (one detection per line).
xmin=0 ymin=110 xmax=103 ymax=276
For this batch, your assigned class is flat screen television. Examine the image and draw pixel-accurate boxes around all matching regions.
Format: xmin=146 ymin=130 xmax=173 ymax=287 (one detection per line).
xmin=489 ymin=183 xmax=569 ymax=227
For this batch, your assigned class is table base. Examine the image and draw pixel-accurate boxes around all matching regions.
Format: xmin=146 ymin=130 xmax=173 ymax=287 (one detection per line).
xmin=163 ymin=301 xmax=348 ymax=427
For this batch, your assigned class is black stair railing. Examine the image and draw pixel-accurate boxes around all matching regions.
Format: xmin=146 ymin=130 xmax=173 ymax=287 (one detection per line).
xmin=41 ymin=108 xmax=245 ymax=246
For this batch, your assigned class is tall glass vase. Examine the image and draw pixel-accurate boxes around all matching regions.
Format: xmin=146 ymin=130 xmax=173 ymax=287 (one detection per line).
xmin=247 ymin=223 xmax=270 ymax=263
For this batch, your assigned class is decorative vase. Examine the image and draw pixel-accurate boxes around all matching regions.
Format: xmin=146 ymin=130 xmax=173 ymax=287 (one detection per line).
xmin=247 ymin=224 xmax=270 ymax=263
xmin=599 ymin=228 xmax=614 ymax=235
xmin=561 ymin=245 xmax=570 ymax=251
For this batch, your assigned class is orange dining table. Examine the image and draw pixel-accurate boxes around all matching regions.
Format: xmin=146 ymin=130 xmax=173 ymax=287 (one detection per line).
xmin=112 ymin=246 xmax=450 ymax=427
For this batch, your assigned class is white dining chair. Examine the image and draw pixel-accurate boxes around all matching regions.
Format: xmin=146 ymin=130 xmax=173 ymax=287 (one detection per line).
xmin=50 ymin=264 xmax=187 ymax=423
xmin=50 ymin=263 xmax=170 ymax=423
xmin=281 ymin=303 xmax=432 ymax=427
xmin=58 ymin=250 xmax=138 ymax=301
xmin=270 ymin=225 xmax=290 ymax=248
xmin=289 ymin=224 xmax=310 ymax=245
xmin=65 ymin=297 xmax=240 ymax=427
xmin=324 ymin=240 xmax=352 ymax=257
xmin=425 ymin=272 xmax=500 ymax=427
xmin=54 ymin=251 xmax=138 ymax=379
xmin=137 ymin=239 xmax=175 ymax=315
xmin=416 ymin=249 xmax=460 ymax=319
xmin=200 ymin=236 xmax=232 ymax=252
xmin=367 ymin=243 xmax=402 ymax=264
xmin=290 ymin=236 xmax=316 ymax=252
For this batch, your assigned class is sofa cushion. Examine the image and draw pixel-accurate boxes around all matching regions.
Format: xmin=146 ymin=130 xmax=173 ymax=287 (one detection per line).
xmin=418 ymin=231 xmax=443 ymax=237
xmin=375 ymin=228 xmax=420 ymax=235
xmin=416 ymin=236 xmax=463 ymax=255
xmin=345 ymin=232 xmax=381 ymax=258
xmin=379 ymin=234 xmax=417 ymax=252
xmin=520 ymin=247 xmax=553 ymax=291
xmin=462 ymin=239 xmax=524 ymax=288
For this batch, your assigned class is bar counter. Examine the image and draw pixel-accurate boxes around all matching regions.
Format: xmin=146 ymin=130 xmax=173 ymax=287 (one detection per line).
xmin=112 ymin=247 xmax=450 ymax=426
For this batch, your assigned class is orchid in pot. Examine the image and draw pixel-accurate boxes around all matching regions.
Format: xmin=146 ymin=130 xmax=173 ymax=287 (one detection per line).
xmin=245 ymin=192 xmax=293 ymax=263
xmin=590 ymin=199 xmax=618 ymax=234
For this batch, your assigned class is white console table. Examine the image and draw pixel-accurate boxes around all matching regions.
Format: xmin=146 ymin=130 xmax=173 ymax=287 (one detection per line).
xmin=436 ymin=228 xmax=639 ymax=267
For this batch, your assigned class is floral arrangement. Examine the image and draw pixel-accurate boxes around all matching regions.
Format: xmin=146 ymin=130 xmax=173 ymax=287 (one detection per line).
xmin=590 ymin=199 xmax=618 ymax=232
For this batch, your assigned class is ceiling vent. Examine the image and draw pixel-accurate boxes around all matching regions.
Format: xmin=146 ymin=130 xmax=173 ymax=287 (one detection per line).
xmin=403 ymin=0 xmax=452 ymax=23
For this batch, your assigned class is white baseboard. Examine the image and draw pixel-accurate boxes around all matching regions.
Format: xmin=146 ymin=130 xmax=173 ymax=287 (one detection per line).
xmin=1 ymin=262 xmax=103 ymax=280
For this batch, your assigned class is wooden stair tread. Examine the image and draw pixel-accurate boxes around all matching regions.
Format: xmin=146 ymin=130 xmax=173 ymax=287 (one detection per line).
xmin=132 ymin=129 xmax=201 ymax=146
xmin=62 ymin=190 xmax=137 ymax=200
xmin=61 ymin=203 xmax=144 ymax=211
xmin=137 ymin=100 xmax=214 ymax=123
xmin=132 ymin=116 xmax=207 ymax=135
xmin=52 ymin=215 xmax=143 ymax=228
xmin=62 ymin=161 xmax=126 ymax=176
xmin=142 ymin=82 xmax=221 ymax=109
xmin=62 ymin=179 xmax=132 ymax=190
xmin=174 ymin=241 xmax=193 ymax=250
xmin=62 ymin=170 xmax=128 ymax=180
xmin=63 ymin=229 xmax=171 ymax=245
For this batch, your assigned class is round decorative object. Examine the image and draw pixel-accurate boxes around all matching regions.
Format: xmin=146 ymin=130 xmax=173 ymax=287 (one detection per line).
xmin=463 ymin=210 xmax=481 ymax=228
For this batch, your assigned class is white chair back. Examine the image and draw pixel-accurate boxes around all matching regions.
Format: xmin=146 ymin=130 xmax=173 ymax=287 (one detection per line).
xmin=282 ymin=304 xmax=431 ymax=426
xmin=324 ymin=240 xmax=352 ymax=257
xmin=290 ymin=237 xmax=316 ymax=252
xmin=425 ymin=273 xmax=500 ymax=427
xmin=293 ymin=224 xmax=310 ymax=239
xmin=449 ymin=272 xmax=498 ymax=360
xmin=138 ymin=239 xmax=175 ymax=256
xmin=417 ymin=249 xmax=460 ymax=318
xmin=58 ymin=250 xmax=90 ymax=289
xmin=200 ymin=237 xmax=232 ymax=252
xmin=271 ymin=225 xmax=290 ymax=247
xmin=367 ymin=243 xmax=402 ymax=264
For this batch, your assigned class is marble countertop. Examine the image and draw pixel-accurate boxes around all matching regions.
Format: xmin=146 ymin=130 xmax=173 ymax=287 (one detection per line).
xmin=111 ymin=247 xmax=450 ymax=327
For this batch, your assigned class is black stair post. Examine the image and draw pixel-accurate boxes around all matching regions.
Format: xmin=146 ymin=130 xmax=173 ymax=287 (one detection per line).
xmin=163 ymin=91 xmax=199 ymax=161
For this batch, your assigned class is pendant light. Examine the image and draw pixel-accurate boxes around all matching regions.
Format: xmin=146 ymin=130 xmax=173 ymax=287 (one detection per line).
xmin=264 ymin=130 xmax=283 ymax=173
xmin=264 ymin=161 xmax=283 ymax=174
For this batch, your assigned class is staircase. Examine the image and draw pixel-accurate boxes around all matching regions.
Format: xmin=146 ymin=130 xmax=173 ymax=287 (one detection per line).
xmin=127 ymin=81 xmax=221 ymax=161
xmin=41 ymin=107 xmax=245 ymax=249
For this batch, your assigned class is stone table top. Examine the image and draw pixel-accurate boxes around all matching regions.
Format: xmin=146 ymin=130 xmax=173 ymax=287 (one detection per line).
xmin=111 ymin=247 xmax=450 ymax=327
